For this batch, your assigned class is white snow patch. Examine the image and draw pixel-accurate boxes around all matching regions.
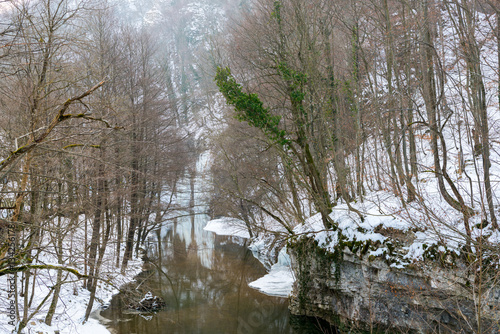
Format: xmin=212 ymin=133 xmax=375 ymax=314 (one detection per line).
xmin=203 ymin=216 xmax=295 ymax=297
xmin=248 ymin=265 xmax=294 ymax=297
xmin=204 ymin=217 xmax=250 ymax=239
xmin=248 ymin=248 xmax=295 ymax=297
xmin=0 ymin=230 xmax=143 ymax=334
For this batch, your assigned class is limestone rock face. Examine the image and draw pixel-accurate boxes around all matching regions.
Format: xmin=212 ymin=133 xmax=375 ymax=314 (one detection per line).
xmin=288 ymin=242 xmax=500 ymax=333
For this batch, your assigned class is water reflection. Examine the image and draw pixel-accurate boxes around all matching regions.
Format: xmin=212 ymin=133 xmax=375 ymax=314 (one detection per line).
xmin=102 ymin=230 xmax=300 ymax=333
xmin=101 ymin=163 xmax=334 ymax=334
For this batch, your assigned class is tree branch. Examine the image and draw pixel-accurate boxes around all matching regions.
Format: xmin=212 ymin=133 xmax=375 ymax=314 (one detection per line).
xmin=0 ymin=80 xmax=106 ymax=173
xmin=0 ymin=264 xmax=88 ymax=279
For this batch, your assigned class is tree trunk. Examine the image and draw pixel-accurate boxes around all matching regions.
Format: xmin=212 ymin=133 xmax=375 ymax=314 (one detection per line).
xmin=86 ymin=161 xmax=105 ymax=290
xmin=84 ymin=183 xmax=112 ymax=323
xmin=420 ymin=0 xmax=474 ymax=238
xmin=45 ymin=181 xmax=65 ymax=326
xmin=454 ymin=0 xmax=497 ymax=229
xmin=121 ymin=135 xmax=140 ymax=273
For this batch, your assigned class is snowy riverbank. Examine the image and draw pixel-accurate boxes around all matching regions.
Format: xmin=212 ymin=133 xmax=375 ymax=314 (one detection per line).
xmin=204 ymin=181 xmax=500 ymax=299
xmin=0 ymin=243 xmax=143 ymax=334
xmin=204 ymin=217 xmax=295 ymax=297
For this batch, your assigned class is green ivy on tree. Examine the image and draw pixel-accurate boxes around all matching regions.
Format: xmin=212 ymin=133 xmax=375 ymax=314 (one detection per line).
xmin=215 ymin=66 xmax=289 ymax=146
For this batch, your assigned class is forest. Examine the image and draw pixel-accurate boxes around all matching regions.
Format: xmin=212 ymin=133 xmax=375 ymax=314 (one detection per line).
xmin=209 ymin=0 xmax=500 ymax=332
xmin=0 ymin=0 xmax=499 ymax=333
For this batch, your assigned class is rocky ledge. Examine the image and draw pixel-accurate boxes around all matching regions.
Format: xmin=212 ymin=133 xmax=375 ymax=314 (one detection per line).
xmin=287 ymin=234 xmax=500 ymax=333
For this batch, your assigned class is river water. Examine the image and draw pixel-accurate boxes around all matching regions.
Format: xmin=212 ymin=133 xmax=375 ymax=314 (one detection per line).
xmin=100 ymin=155 xmax=335 ymax=334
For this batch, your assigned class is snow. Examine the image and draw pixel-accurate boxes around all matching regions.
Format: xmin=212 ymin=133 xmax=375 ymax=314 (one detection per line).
xmin=144 ymin=8 xmax=163 ymax=25
xmin=248 ymin=265 xmax=294 ymax=297
xmin=204 ymin=217 xmax=251 ymax=238
xmin=248 ymin=247 xmax=294 ymax=297
xmin=288 ymin=179 xmax=500 ymax=270
xmin=0 ymin=223 xmax=143 ymax=334
xmin=294 ymin=200 xmax=403 ymax=255
xmin=204 ymin=216 xmax=295 ymax=297
xmin=140 ymin=291 xmax=154 ymax=303
xmin=17 ymin=317 xmax=109 ymax=334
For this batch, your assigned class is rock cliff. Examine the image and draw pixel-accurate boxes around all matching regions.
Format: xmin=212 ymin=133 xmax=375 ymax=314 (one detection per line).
xmin=288 ymin=236 xmax=500 ymax=333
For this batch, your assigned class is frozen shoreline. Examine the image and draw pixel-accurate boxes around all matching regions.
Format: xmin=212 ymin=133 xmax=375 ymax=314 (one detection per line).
xmin=204 ymin=217 xmax=295 ymax=298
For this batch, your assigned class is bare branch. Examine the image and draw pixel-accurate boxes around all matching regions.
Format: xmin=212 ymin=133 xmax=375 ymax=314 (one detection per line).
xmin=0 ymin=80 xmax=105 ymax=172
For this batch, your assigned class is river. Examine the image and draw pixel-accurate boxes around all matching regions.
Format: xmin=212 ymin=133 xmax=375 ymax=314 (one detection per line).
xmin=99 ymin=155 xmax=335 ymax=334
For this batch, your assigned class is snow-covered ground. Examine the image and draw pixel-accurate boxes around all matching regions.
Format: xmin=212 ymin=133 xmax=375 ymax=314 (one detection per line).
xmin=0 ymin=228 xmax=143 ymax=334
xmin=293 ymin=186 xmax=500 ymax=270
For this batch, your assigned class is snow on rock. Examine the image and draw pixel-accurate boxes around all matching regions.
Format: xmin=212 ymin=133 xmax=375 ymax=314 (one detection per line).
xmin=248 ymin=247 xmax=294 ymax=297
xmin=131 ymin=291 xmax=166 ymax=312
xmin=293 ymin=200 xmax=400 ymax=256
xmin=290 ymin=185 xmax=500 ymax=269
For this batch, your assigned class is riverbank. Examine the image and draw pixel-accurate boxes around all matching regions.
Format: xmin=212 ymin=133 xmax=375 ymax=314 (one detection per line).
xmin=204 ymin=217 xmax=295 ymax=297
xmin=0 ymin=226 xmax=143 ymax=334
xmin=204 ymin=188 xmax=500 ymax=333
xmin=288 ymin=191 xmax=500 ymax=333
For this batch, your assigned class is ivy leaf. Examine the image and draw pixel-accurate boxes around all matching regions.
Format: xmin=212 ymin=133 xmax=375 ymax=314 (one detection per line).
xmin=215 ymin=66 xmax=290 ymax=146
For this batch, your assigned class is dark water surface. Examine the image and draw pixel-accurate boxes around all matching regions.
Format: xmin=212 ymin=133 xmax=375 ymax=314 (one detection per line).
xmin=100 ymin=167 xmax=335 ymax=334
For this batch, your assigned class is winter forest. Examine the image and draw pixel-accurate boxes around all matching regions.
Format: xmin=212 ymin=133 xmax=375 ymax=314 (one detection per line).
xmin=0 ymin=0 xmax=500 ymax=333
